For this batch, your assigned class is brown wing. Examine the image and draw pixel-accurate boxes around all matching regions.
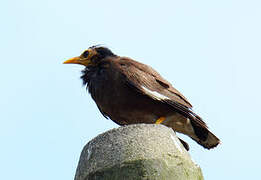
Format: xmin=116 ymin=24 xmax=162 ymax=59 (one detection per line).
xmin=115 ymin=57 xmax=192 ymax=108
xmin=113 ymin=57 xmax=207 ymax=127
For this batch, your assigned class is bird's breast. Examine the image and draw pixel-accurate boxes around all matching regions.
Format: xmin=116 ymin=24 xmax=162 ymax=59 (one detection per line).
xmin=85 ymin=66 xmax=173 ymax=125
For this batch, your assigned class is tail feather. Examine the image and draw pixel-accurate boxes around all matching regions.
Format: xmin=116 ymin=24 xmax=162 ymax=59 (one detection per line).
xmin=164 ymin=112 xmax=220 ymax=149
xmin=190 ymin=117 xmax=220 ymax=149
xmin=179 ymin=107 xmax=221 ymax=149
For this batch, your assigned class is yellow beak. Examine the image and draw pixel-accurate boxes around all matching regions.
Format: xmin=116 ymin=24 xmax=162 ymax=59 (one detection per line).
xmin=63 ymin=56 xmax=92 ymax=66
xmin=63 ymin=57 xmax=81 ymax=65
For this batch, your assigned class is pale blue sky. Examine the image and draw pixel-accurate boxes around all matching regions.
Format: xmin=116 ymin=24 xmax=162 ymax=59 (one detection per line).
xmin=1 ymin=0 xmax=261 ymax=179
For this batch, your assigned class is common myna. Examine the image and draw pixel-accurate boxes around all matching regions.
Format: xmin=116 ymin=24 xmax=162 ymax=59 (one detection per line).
xmin=64 ymin=46 xmax=220 ymax=150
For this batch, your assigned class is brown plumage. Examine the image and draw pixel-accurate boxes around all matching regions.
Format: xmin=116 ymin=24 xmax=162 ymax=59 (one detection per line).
xmin=64 ymin=46 xmax=220 ymax=150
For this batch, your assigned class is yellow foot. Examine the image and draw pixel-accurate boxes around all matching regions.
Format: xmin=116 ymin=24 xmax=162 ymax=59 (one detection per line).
xmin=155 ymin=117 xmax=166 ymax=124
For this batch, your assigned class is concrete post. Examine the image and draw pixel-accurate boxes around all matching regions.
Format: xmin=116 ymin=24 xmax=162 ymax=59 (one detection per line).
xmin=74 ymin=124 xmax=204 ymax=180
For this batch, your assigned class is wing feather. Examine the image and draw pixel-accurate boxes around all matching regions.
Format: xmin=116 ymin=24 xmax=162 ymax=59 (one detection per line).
xmin=114 ymin=57 xmax=208 ymax=128
xmin=116 ymin=57 xmax=192 ymax=108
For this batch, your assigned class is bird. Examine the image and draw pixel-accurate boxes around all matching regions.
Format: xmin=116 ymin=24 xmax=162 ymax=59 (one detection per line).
xmin=63 ymin=45 xmax=220 ymax=150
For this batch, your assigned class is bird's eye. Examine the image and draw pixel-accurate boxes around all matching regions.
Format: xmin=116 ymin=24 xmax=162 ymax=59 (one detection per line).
xmin=82 ymin=51 xmax=89 ymax=58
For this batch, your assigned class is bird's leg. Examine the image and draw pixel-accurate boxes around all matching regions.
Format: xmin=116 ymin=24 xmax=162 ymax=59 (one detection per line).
xmin=155 ymin=117 xmax=166 ymax=124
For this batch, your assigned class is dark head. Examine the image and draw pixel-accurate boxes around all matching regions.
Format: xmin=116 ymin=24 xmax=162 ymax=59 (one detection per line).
xmin=63 ymin=46 xmax=116 ymax=66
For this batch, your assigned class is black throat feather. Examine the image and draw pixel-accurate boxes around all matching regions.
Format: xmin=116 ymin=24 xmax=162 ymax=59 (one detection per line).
xmin=80 ymin=46 xmax=116 ymax=87
xmin=81 ymin=67 xmax=92 ymax=86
